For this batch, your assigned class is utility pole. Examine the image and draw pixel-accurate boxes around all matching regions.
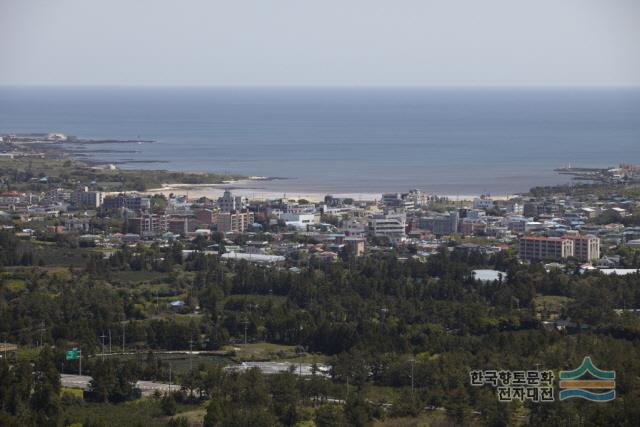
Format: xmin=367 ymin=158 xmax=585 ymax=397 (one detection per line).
xmin=410 ymin=358 xmax=415 ymax=397
xmin=79 ymin=349 xmax=82 ymax=376
xmin=242 ymin=315 xmax=249 ymax=345
xmin=108 ymin=329 xmax=112 ymax=354
xmin=122 ymin=321 xmax=125 ymax=353
xmin=189 ymin=337 xmax=194 ymax=372
xmin=39 ymin=321 xmax=45 ymax=348
xmin=169 ymin=363 xmax=172 ymax=393
xmin=100 ymin=333 xmax=106 ymax=359
xmin=346 ymin=377 xmax=349 ymax=400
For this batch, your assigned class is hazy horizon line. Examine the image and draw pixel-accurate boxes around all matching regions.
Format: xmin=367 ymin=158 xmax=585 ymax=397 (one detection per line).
xmin=1 ymin=84 xmax=639 ymax=90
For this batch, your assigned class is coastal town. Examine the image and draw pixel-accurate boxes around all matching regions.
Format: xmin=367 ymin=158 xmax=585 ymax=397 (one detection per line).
xmin=2 ymin=133 xmax=640 ymax=273
xmin=2 ymin=168 xmax=640 ymax=276
xmin=3 ymin=1 xmax=639 ymax=424
xmin=2 ymin=134 xmax=640 ymax=425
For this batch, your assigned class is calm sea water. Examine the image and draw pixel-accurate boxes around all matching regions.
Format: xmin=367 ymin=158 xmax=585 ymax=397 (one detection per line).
xmin=1 ymin=87 xmax=639 ymax=194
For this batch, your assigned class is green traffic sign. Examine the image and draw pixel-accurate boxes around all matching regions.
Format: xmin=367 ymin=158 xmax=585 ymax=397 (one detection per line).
xmin=66 ymin=349 xmax=79 ymax=360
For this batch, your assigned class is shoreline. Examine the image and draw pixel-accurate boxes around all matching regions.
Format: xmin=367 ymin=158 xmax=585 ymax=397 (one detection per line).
xmin=3 ymin=132 xmax=618 ymax=199
xmin=145 ymin=182 xmax=515 ymax=202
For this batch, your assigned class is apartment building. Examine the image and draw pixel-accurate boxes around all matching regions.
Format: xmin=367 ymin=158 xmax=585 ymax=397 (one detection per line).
xmin=565 ymin=234 xmax=600 ymax=262
xmin=127 ymin=213 xmax=169 ymax=237
xmin=64 ymin=217 xmax=91 ymax=232
xmin=103 ymin=193 xmax=151 ymax=211
xmin=168 ymin=217 xmax=190 ymax=236
xmin=217 ymin=210 xmax=254 ymax=233
xmin=506 ymin=216 xmax=529 ymax=233
xmin=518 ymin=236 xmax=574 ymax=261
xmin=196 ymin=208 xmax=218 ymax=225
xmin=71 ymin=187 xmax=104 ymax=208
xmin=419 ymin=211 xmax=459 ymax=236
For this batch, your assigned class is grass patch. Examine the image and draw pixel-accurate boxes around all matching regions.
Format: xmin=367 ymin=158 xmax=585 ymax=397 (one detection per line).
xmin=107 ymin=352 xmax=230 ymax=377
xmin=3 ymin=278 xmax=26 ymax=292
xmin=373 ymin=412 xmax=455 ymax=427
xmin=61 ymin=398 xmax=205 ymax=427
xmin=111 ymin=270 xmax=171 ymax=284
xmin=223 ymin=342 xmax=299 ymax=362
xmin=170 ymin=406 xmax=206 ymax=426
xmin=61 ymin=387 xmax=84 ymax=398
xmin=365 ymin=385 xmax=401 ymax=404
xmin=221 ymin=342 xmax=328 ymax=363
xmin=62 ymin=398 xmax=167 ymax=427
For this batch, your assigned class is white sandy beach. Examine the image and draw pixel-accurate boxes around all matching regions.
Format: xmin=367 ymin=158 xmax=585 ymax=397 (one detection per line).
xmin=145 ymin=181 xmax=512 ymax=202
xmin=145 ymin=182 xmax=382 ymax=202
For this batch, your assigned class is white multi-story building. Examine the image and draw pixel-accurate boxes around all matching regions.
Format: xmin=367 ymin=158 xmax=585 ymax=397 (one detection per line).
xmin=381 ymin=193 xmax=414 ymax=211
xmin=281 ymin=212 xmax=320 ymax=226
xmin=565 ymin=234 xmax=600 ymax=262
xmin=285 ymin=203 xmax=316 ymax=215
xmin=406 ymin=189 xmax=428 ymax=208
xmin=473 ymin=196 xmax=494 ymax=210
xmin=368 ymin=213 xmax=406 ymax=242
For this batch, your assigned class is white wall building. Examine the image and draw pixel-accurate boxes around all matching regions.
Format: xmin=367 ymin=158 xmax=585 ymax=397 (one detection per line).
xmin=281 ymin=212 xmax=320 ymax=226
xmin=473 ymin=196 xmax=494 ymax=210
xmin=368 ymin=213 xmax=406 ymax=242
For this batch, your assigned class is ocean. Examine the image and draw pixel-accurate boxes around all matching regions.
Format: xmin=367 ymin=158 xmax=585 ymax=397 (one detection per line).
xmin=1 ymin=87 xmax=639 ymax=196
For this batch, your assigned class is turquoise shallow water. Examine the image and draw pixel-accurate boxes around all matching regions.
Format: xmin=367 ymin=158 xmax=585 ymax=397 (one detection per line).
xmin=1 ymin=87 xmax=639 ymax=194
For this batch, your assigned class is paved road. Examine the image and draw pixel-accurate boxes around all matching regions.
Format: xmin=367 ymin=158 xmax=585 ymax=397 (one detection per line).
xmin=225 ymin=361 xmax=330 ymax=376
xmin=61 ymin=374 xmax=177 ymax=396
xmin=61 ymin=362 xmax=329 ymax=396
xmin=60 ymin=374 xmax=91 ymax=390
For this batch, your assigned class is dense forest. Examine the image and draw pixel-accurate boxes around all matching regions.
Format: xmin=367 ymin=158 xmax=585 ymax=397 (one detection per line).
xmin=1 ymin=230 xmax=640 ymax=425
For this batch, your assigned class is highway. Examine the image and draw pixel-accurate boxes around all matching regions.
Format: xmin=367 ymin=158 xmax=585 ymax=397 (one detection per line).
xmin=226 ymin=361 xmax=330 ymax=376
xmin=61 ymin=374 xmax=176 ymax=396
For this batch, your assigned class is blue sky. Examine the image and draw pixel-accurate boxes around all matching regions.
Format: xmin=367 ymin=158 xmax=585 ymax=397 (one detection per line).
xmin=1 ymin=0 xmax=639 ymax=86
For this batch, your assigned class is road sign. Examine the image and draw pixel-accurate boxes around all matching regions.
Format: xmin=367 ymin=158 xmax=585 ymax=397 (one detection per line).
xmin=66 ymin=348 xmax=79 ymax=360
